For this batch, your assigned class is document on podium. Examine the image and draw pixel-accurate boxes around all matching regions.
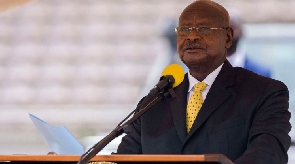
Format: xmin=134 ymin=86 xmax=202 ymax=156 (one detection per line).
xmin=29 ymin=113 xmax=84 ymax=155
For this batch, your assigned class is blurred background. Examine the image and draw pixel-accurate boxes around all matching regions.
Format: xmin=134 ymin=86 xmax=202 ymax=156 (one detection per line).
xmin=0 ymin=0 xmax=294 ymax=162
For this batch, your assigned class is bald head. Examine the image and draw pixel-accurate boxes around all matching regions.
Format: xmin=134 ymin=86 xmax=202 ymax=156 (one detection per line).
xmin=176 ymin=0 xmax=233 ymax=80
xmin=179 ymin=0 xmax=230 ymax=27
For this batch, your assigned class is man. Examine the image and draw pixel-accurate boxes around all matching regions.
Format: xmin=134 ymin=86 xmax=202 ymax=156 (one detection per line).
xmin=226 ymin=9 xmax=272 ymax=78
xmin=117 ymin=0 xmax=291 ymax=163
xmin=162 ymin=9 xmax=271 ymax=78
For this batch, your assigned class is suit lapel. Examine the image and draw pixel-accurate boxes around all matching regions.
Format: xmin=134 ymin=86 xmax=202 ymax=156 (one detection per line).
xmin=186 ymin=61 xmax=236 ymax=139
xmin=170 ymin=74 xmax=189 ymax=144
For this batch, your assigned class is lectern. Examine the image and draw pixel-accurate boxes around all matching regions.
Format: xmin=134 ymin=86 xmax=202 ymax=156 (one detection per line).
xmin=0 ymin=154 xmax=233 ymax=164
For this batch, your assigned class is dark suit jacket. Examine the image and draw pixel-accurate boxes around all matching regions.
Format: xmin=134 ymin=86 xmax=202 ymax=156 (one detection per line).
xmin=117 ymin=60 xmax=291 ymax=164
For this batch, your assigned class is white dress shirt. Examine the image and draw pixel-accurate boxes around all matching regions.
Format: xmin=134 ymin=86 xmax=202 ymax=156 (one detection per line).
xmin=187 ymin=63 xmax=223 ymax=102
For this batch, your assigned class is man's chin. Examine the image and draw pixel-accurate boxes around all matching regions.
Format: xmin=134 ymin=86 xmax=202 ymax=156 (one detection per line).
xmin=183 ymin=57 xmax=207 ymax=65
xmin=183 ymin=60 xmax=207 ymax=68
xmin=182 ymin=52 xmax=207 ymax=62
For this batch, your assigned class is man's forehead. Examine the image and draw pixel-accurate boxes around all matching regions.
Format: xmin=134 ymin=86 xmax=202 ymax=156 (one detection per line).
xmin=179 ymin=17 xmax=215 ymax=27
xmin=181 ymin=6 xmax=223 ymax=18
xmin=179 ymin=2 xmax=229 ymax=26
xmin=179 ymin=10 xmax=222 ymax=24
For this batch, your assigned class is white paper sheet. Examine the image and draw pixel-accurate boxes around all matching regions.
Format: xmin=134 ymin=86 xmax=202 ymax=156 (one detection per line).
xmin=29 ymin=113 xmax=84 ymax=155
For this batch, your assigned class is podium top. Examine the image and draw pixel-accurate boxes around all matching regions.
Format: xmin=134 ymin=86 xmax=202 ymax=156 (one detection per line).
xmin=0 ymin=154 xmax=233 ymax=164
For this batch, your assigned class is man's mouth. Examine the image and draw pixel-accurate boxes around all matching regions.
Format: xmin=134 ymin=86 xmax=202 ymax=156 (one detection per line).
xmin=184 ymin=47 xmax=203 ymax=52
xmin=183 ymin=44 xmax=203 ymax=50
xmin=186 ymin=47 xmax=200 ymax=50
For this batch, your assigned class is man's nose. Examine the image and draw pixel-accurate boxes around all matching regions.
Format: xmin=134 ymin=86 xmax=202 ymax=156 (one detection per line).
xmin=186 ymin=29 xmax=201 ymax=41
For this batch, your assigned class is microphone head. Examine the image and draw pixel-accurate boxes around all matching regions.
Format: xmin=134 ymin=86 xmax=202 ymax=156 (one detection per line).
xmin=161 ymin=63 xmax=185 ymax=88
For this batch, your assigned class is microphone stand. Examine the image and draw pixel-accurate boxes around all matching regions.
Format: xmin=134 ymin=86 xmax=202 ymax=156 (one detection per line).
xmin=77 ymin=88 xmax=177 ymax=164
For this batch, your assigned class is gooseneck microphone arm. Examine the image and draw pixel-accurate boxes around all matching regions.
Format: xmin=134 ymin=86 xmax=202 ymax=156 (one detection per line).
xmin=77 ymin=76 xmax=177 ymax=164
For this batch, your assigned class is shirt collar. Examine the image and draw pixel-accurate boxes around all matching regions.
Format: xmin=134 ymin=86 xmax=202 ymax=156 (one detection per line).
xmin=187 ymin=63 xmax=224 ymax=92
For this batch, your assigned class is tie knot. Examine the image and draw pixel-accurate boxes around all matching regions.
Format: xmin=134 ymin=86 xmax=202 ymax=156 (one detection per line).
xmin=194 ymin=82 xmax=207 ymax=92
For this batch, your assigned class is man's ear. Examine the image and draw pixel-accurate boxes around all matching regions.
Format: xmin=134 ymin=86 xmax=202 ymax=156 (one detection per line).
xmin=225 ymin=27 xmax=234 ymax=49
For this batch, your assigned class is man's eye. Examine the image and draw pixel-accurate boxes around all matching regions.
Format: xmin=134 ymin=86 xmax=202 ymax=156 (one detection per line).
xmin=180 ymin=27 xmax=190 ymax=32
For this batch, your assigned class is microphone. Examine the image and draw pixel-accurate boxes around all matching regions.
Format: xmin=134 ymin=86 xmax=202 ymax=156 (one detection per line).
xmin=149 ymin=63 xmax=185 ymax=96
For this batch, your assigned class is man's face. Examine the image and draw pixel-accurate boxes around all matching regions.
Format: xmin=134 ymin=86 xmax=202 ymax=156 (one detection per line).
xmin=177 ymin=5 xmax=233 ymax=70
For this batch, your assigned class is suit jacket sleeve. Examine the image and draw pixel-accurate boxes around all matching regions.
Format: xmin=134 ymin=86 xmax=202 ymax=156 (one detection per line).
xmin=116 ymin=96 xmax=150 ymax=154
xmin=234 ymin=80 xmax=291 ymax=164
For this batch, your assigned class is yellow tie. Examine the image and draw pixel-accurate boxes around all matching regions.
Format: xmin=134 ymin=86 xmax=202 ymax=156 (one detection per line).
xmin=186 ymin=82 xmax=207 ymax=133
